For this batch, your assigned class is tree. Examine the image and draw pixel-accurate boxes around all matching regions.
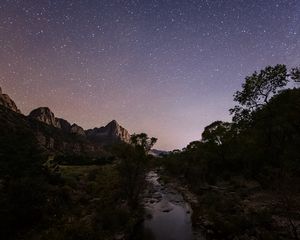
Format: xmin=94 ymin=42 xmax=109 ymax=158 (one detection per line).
xmin=230 ymin=64 xmax=289 ymax=123
xmin=200 ymin=121 xmax=234 ymax=177
xmin=202 ymin=121 xmax=232 ymax=145
xmin=291 ymin=67 xmax=300 ymax=82
xmin=185 ymin=141 xmax=202 ymax=150
xmin=0 ymin=111 xmax=54 ymax=239
xmin=115 ymin=133 xmax=157 ymax=209
xmin=130 ymin=133 xmax=157 ymax=154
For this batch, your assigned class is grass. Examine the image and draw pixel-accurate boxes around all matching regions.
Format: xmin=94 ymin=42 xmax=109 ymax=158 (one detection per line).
xmin=32 ymin=163 xmax=136 ymax=240
xmin=59 ymin=164 xmax=104 ymax=177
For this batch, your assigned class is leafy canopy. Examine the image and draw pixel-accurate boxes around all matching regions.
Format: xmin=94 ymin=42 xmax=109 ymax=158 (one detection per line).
xmin=230 ymin=64 xmax=289 ymax=123
xmin=291 ymin=66 xmax=300 ymax=82
xmin=202 ymin=121 xmax=232 ymax=145
xmin=130 ymin=133 xmax=157 ymax=153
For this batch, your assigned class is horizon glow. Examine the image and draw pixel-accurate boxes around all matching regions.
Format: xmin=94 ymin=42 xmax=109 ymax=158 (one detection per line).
xmin=0 ymin=0 xmax=299 ymax=150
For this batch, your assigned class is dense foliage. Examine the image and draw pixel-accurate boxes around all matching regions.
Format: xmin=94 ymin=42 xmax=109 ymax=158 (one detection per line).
xmin=163 ymin=65 xmax=300 ymax=185
xmin=112 ymin=133 xmax=157 ymax=209
xmin=0 ymin=107 xmax=58 ymax=239
xmin=0 ymin=106 xmax=156 ymax=239
xmin=161 ymin=65 xmax=300 ymax=239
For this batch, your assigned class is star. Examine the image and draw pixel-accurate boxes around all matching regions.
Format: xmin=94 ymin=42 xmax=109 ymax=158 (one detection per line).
xmin=0 ymin=0 xmax=299 ymax=150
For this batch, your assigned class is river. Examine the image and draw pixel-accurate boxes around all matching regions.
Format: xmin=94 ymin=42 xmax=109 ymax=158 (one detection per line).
xmin=140 ymin=170 xmax=205 ymax=240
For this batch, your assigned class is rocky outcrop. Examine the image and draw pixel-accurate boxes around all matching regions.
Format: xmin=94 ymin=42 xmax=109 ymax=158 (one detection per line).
xmin=0 ymin=87 xmax=21 ymax=113
xmin=29 ymin=107 xmax=87 ymax=137
xmin=28 ymin=107 xmax=131 ymax=144
xmin=27 ymin=106 xmax=131 ymax=147
xmin=57 ymin=118 xmax=72 ymax=132
xmin=86 ymin=120 xmax=131 ymax=144
xmin=23 ymin=96 xmax=131 ymax=145
xmin=35 ymin=131 xmax=55 ymax=149
xmin=71 ymin=123 xmax=86 ymax=136
xmin=29 ymin=107 xmax=61 ymax=128
xmin=105 ymin=120 xmax=131 ymax=143
xmin=1 ymin=111 xmax=129 ymax=155
xmin=0 ymin=87 xmax=131 ymax=155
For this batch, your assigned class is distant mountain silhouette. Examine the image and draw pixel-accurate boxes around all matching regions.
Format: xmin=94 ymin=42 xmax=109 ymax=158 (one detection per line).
xmin=149 ymin=149 xmax=169 ymax=157
xmin=0 ymin=87 xmax=131 ymax=155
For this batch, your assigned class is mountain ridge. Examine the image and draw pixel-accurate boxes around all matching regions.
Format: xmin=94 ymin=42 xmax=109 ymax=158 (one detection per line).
xmin=28 ymin=107 xmax=131 ymax=143
xmin=0 ymin=87 xmax=131 ymax=155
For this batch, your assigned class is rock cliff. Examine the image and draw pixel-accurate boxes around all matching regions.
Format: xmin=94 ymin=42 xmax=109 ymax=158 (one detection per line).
xmin=71 ymin=123 xmax=86 ymax=136
xmin=86 ymin=120 xmax=131 ymax=144
xmin=0 ymin=87 xmax=21 ymax=113
xmin=57 ymin=118 xmax=72 ymax=132
xmin=29 ymin=107 xmax=61 ymax=128
xmin=0 ymin=86 xmax=131 ymax=154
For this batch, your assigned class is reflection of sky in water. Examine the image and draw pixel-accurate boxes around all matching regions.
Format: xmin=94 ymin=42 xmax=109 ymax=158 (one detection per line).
xmin=143 ymin=171 xmax=194 ymax=240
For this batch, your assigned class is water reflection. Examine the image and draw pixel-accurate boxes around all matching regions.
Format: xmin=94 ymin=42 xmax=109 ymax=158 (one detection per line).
xmin=141 ymin=171 xmax=194 ymax=240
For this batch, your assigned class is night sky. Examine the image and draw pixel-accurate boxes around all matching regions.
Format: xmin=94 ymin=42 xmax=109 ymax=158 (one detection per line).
xmin=0 ymin=0 xmax=299 ymax=150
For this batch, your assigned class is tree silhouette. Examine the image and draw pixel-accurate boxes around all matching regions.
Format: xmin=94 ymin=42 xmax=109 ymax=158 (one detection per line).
xmin=291 ymin=66 xmax=300 ymax=82
xmin=130 ymin=133 xmax=157 ymax=154
xmin=230 ymin=64 xmax=289 ymax=123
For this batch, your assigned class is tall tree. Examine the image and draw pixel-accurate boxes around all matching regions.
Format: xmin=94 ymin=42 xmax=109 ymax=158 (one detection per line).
xmin=230 ymin=64 xmax=289 ymax=123
xmin=202 ymin=121 xmax=232 ymax=145
xmin=130 ymin=133 xmax=157 ymax=154
xmin=116 ymin=133 xmax=157 ymax=209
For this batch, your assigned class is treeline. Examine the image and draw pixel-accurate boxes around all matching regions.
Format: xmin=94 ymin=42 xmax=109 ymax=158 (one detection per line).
xmin=163 ymin=64 xmax=300 ymax=187
xmin=0 ymin=111 xmax=63 ymax=239
xmin=0 ymin=102 xmax=157 ymax=240
xmin=161 ymin=64 xmax=300 ymax=239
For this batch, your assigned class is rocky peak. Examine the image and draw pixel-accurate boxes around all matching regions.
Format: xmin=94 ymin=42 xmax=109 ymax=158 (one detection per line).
xmin=70 ymin=123 xmax=86 ymax=136
xmin=29 ymin=107 xmax=61 ymax=128
xmin=0 ymin=87 xmax=21 ymax=113
xmin=86 ymin=120 xmax=131 ymax=143
xmin=57 ymin=118 xmax=72 ymax=132
xmin=105 ymin=120 xmax=130 ymax=141
xmin=29 ymin=107 xmax=87 ymax=137
xmin=106 ymin=119 xmax=119 ymax=129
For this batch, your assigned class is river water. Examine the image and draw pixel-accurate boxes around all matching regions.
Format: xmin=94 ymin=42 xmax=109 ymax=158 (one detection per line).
xmin=141 ymin=171 xmax=203 ymax=240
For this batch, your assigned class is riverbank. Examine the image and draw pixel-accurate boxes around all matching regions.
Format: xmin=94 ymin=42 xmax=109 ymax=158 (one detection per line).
xmin=140 ymin=169 xmax=206 ymax=240
xmin=157 ymin=168 xmax=300 ymax=240
xmin=156 ymin=169 xmax=207 ymax=239
xmin=139 ymin=170 xmax=197 ymax=240
xmin=48 ymin=164 xmax=142 ymax=240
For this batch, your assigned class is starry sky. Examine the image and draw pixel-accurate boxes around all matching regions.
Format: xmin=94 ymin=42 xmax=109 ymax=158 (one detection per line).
xmin=0 ymin=0 xmax=299 ymax=150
